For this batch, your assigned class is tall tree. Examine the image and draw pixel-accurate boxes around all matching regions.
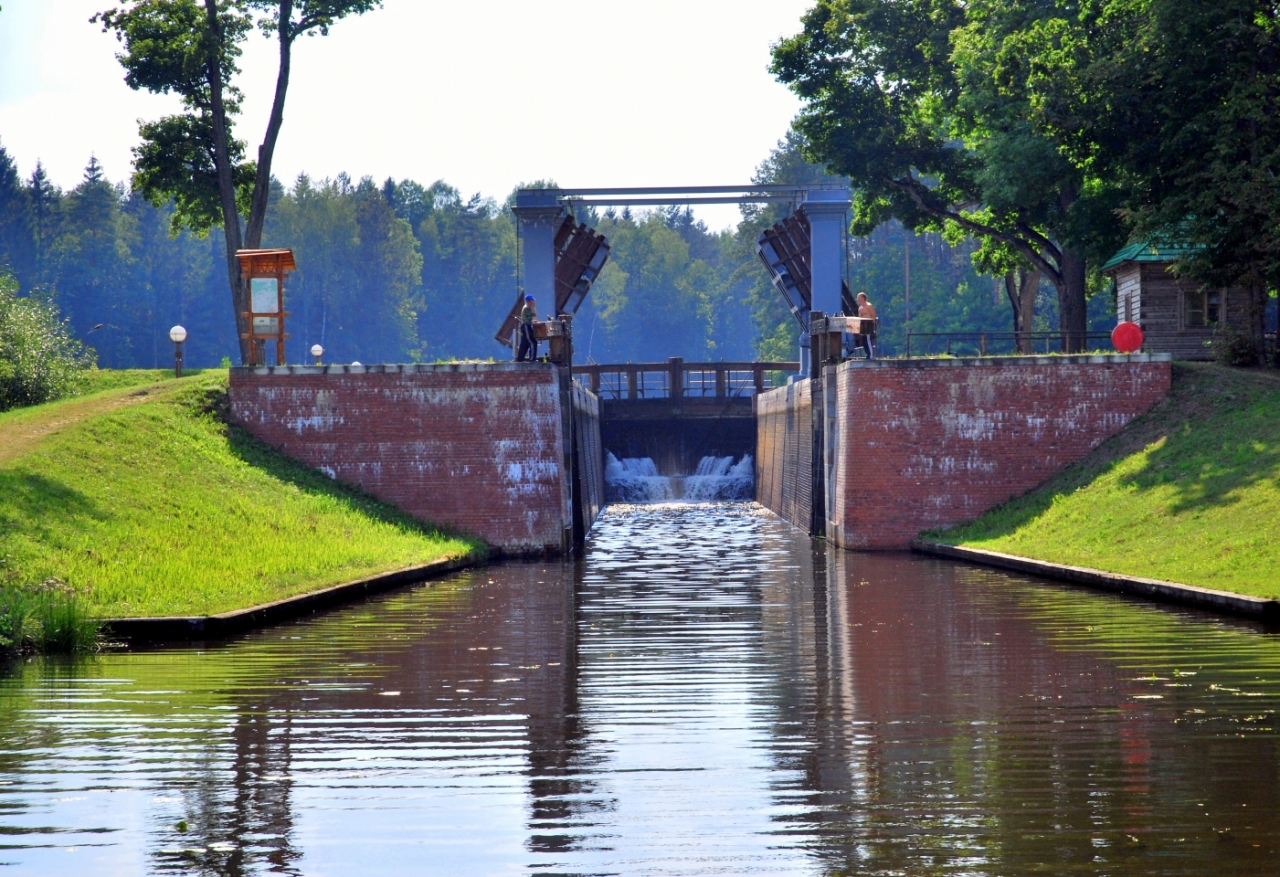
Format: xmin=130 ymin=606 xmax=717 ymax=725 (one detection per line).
xmin=1017 ymin=0 xmax=1280 ymax=364
xmin=0 ymin=141 xmax=30 ymax=281
xmin=95 ymin=0 xmax=382 ymax=364
xmin=27 ymin=162 xmax=61 ymax=290
xmin=771 ymin=0 xmax=1125 ymax=351
xmin=54 ymin=157 xmax=135 ymax=364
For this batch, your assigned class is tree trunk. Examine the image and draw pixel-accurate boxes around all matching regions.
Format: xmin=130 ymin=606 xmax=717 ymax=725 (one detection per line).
xmin=1057 ymin=246 xmax=1088 ymax=353
xmin=1005 ymin=267 xmax=1041 ymax=354
xmin=203 ymin=0 xmax=248 ymax=364
xmin=243 ymin=0 xmax=293 ymax=250
xmin=1250 ymin=274 xmax=1269 ymax=367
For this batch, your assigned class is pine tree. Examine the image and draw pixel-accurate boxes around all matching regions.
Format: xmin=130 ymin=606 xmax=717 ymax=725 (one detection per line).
xmin=27 ymin=162 xmax=59 ymax=288
xmin=0 ymin=141 xmax=30 ymax=280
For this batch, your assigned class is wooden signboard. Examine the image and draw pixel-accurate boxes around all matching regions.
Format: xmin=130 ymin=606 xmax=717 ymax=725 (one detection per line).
xmin=236 ymin=249 xmax=296 ymax=366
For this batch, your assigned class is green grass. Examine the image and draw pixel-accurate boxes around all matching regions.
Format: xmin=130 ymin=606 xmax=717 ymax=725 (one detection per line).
xmin=77 ymin=367 xmax=187 ymax=395
xmin=933 ymin=363 xmax=1280 ymax=599
xmin=0 ymin=372 xmax=481 ymax=619
xmin=0 ymin=582 xmax=98 ymax=657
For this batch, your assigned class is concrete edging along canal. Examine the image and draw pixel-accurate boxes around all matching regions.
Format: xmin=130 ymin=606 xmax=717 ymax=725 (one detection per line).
xmin=911 ymin=540 xmax=1280 ymax=622
xmin=102 ymin=552 xmax=486 ymax=643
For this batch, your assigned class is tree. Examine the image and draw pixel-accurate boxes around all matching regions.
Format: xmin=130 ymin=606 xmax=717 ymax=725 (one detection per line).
xmin=53 ymin=157 xmax=136 ymax=365
xmin=413 ymin=186 xmax=516 ymax=360
xmin=770 ymin=0 xmax=1125 ymax=351
xmin=95 ymin=0 xmax=382 ymax=364
xmin=27 ymin=162 xmax=61 ymax=290
xmin=0 ymin=141 xmax=30 ymax=281
xmin=1019 ymin=0 xmax=1280 ymax=364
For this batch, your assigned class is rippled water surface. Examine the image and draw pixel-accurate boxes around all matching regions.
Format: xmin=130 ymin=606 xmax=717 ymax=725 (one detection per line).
xmin=4 ymin=503 xmax=1280 ymax=875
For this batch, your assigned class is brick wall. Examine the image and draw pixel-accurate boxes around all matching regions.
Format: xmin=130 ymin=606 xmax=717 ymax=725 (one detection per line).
xmin=830 ymin=355 xmax=1171 ymax=549
xmin=755 ymin=355 xmax=1172 ymax=550
xmin=229 ymin=363 xmax=576 ymax=555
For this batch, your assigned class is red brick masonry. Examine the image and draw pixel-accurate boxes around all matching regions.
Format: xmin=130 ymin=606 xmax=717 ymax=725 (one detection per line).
xmin=830 ymin=355 xmax=1172 ymax=549
xmin=756 ymin=355 xmax=1172 ymax=549
xmin=229 ymin=363 xmax=570 ymax=554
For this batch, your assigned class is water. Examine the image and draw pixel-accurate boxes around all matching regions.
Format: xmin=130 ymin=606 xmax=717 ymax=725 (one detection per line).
xmin=605 ymin=453 xmax=753 ymax=502
xmin=3 ymin=503 xmax=1280 ymax=875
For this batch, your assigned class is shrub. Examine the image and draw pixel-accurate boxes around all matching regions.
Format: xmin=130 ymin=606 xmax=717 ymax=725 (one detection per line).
xmin=1209 ymin=324 xmax=1263 ymax=367
xmin=0 ymin=578 xmax=99 ymax=657
xmin=0 ymin=273 xmax=96 ymax=412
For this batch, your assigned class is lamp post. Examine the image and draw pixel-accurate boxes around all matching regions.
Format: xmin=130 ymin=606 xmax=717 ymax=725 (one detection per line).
xmin=169 ymin=325 xmax=187 ymax=377
xmin=311 ymin=344 xmax=324 ymax=366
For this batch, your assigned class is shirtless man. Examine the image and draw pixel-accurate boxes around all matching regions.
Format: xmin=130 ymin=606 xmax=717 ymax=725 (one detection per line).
xmin=856 ymin=292 xmax=878 ymax=360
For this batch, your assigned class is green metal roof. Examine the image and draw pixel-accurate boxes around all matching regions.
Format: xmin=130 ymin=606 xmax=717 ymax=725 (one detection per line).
xmin=1100 ymin=241 xmax=1195 ymax=272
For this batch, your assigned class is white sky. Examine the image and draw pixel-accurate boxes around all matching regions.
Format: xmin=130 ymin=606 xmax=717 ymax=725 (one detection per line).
xmin=0 ymin=1 xmax=812 ymax=231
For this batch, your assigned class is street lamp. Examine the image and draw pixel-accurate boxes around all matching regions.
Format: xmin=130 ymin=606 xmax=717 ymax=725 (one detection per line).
xmin=311 ymin=343 xmax=324 ymax=365
xmin=169 ymin=325 xmax=188 ymax=377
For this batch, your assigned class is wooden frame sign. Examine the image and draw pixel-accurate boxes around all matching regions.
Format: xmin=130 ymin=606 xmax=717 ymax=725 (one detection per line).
xmin=236 ymin=249 xmax=296 ymax=366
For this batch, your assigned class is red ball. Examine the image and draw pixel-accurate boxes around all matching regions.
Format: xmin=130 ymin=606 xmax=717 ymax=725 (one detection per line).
xmin=1112 ymin=321 xmax=1144 ymax=353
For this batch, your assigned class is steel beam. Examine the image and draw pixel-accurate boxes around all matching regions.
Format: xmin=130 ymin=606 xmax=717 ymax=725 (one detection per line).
xmin=563 ymin=196 xmax=802 ymax=205
xmin=555 ymin=184 xmax=845 ymax=196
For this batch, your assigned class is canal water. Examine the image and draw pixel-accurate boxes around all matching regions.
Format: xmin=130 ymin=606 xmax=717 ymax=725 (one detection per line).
xmin=2 ymin=503 xmax=1280 ymax=875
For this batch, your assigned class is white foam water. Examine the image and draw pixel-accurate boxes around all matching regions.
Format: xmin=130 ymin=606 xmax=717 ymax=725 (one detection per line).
xmin=605 ymin=454 xmax=676 ymax=503
xmin=683 ymin=455 xmax=754 ymax=501
xmin=605 ymin=453 xmax=754 ymax=503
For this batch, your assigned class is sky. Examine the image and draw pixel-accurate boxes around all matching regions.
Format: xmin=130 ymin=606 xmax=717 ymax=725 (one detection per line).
xmin=0 ymin=0 xmax=814 ymax=231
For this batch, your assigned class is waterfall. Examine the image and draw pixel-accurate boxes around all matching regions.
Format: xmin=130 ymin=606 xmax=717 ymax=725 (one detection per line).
xmin=605 ymin=452 xmax=754 ymax=503
xmin=604 ymin=454 xmax=676 ymax=503
xmin=683 ymin=455 xmax=754 ymax=501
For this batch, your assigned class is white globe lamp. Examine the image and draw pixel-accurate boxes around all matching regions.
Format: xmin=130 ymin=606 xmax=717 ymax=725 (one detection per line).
xmin=168 ymin=326 xmax=187 ymax=377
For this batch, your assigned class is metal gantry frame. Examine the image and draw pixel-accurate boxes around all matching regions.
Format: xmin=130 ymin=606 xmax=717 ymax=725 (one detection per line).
xmin=507 ymin=184 xmax=852 ymax=375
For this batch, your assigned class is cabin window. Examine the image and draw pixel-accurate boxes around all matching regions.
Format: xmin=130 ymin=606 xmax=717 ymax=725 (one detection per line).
xmin=1206 ymin=290 xmax=1222 ymax=324
xmin=1184 ymin=290 xmax=1223 ymax=327
xmin=1123 ymin=292 xmax=1134 ymax=323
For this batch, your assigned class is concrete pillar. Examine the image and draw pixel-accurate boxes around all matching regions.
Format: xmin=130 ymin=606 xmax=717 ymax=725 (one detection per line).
xmin=801 ymin=187 xmax=852 ymax=317
xmin=513 ymin=189 xmax=564 ymax=313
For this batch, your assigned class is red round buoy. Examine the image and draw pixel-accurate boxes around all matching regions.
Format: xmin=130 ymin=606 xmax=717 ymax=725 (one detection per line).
xmin=1112 ymin=321 xmax=1144 ymax=353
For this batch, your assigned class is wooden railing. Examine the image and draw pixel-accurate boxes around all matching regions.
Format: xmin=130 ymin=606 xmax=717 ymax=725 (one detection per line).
xmin=575 ymin=358 xmax=800 ymax=400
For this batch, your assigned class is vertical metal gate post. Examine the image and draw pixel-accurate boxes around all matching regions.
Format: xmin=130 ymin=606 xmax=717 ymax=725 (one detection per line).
xmin=809 ymin=312 xmax=827 ymax=537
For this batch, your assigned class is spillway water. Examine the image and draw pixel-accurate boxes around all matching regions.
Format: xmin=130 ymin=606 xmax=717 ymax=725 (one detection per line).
xmin=605 ymin=452 xmax=753 ymax=502
xmin=3 ymin=503 xmax=1280 ymax=875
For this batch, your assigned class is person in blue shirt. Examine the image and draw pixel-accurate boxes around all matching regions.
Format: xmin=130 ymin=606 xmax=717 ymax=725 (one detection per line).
xmin=516 ymin=293 xmax=538 ymax=362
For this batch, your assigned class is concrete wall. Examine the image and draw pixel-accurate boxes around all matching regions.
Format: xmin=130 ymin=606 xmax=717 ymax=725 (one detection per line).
xmin=756 ymin=379 xmax=814 ymax=533
xmin=757 ymin=355 xmax=1172 ymax=550
xmin=229 ymin=362 xmax=593 ymax=555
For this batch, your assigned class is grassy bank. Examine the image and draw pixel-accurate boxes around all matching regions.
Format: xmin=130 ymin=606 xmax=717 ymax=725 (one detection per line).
xmin=0 ymin=371 xmax=480 ymax=625
xmin=933 ymin=363 xmax=1280 ymax=599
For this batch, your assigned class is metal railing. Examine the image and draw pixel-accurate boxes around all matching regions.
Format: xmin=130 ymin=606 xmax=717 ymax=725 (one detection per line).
xmin=903 ymin=331 xmax=1116 ymax=358
xmin=575 ymin=358 xmax=800 ymax=401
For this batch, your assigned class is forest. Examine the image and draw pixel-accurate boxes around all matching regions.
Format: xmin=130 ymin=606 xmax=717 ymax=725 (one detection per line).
xmin=0 ymin=133 xmax=1107 ymax=370
xmin=5 ymin=0 xmax=1280 ymax=373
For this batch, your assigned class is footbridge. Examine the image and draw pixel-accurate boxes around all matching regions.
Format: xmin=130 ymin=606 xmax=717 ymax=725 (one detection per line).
xmin=576 ymin=359 xmax=798 ymax=475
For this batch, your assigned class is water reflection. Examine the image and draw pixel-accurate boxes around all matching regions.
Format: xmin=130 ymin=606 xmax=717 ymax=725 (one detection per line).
xmin=0 ymin=503 xmax=1278 ymax=875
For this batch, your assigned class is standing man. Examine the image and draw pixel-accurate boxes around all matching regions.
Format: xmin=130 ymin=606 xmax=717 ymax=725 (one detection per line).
xmin=856 ymin=292 xmax=878 ymax=360
xmin=516 ymin=293 xmax=539 ymax=362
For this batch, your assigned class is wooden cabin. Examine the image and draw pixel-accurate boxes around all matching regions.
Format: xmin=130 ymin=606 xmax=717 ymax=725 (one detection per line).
xmin=1102 ymin=243 xmax=1248 ymax=360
